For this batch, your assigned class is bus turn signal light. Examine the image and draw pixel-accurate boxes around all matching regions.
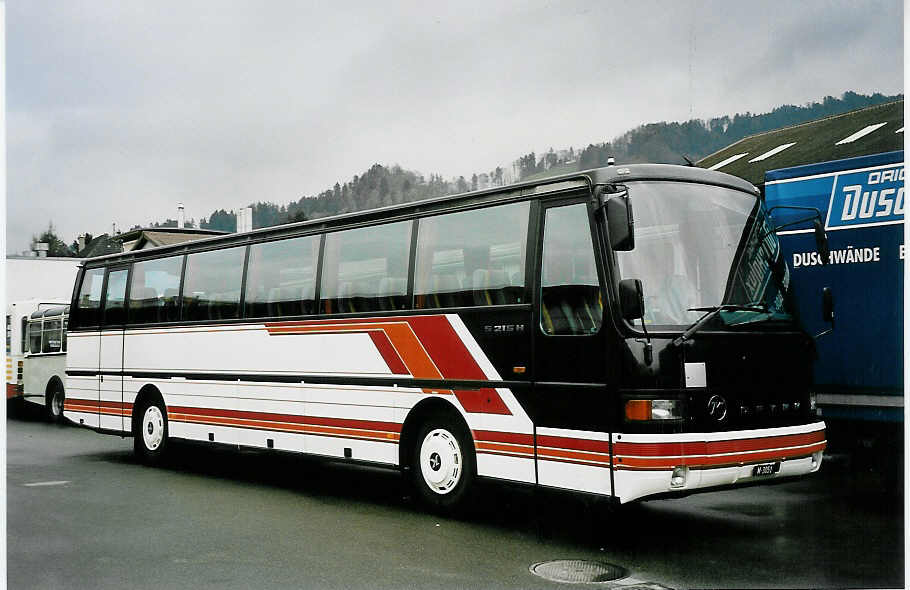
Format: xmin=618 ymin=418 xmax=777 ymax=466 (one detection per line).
xmin=625 ymin=399 xmax=682 ymax=421
xmin=625 ymin=400 xmax=652 ymax=421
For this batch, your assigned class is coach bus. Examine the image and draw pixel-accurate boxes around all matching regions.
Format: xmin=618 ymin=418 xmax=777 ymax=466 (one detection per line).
xmin=64 ymin=164 xmax=827 ymax=508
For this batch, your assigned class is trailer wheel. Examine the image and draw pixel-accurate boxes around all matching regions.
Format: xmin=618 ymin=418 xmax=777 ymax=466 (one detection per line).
xmin=134 ymin=396 xmax=168 ymax=464
xmin=46 ymin=382 xmax=65 ymax=424
xmin=410 ymin=414 xmax=475 ymax=512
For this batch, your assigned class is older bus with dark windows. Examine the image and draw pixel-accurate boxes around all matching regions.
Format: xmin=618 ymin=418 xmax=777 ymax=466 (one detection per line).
xmin=65 ymin=164 xmax=826 ymax=508
xmin=23 ymin=305 xmax=70 ymax=421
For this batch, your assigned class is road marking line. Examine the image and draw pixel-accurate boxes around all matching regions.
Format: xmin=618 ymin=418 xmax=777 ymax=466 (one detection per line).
xmin=23 ymin=480 xmax=71 ymax=487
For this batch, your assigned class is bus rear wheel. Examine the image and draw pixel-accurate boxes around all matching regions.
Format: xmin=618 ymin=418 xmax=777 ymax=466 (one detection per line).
xmin=134 ymin=397 xmax=169 ymax=463
xmin=46 ymin=383 xmax=65 ymax=424
xmin=410 ymin=415 xmax=475 ymax=512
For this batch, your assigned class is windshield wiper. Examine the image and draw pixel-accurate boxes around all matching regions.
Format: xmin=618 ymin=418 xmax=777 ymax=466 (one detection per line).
xmin=670 ymin=302 xmax=769 ymax=347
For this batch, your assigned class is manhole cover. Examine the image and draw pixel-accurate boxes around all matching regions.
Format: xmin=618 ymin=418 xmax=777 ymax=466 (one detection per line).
xmin=530 ymin=560 xmax=627 ymax=584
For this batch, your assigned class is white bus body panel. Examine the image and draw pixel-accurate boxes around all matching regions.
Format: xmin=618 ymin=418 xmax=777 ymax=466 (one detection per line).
xmin=22 ymin=353 xmax=66 ymax=407
xmin=64 ymin=331 xmax=100 ymax=429
xmin=99 ymin=330 xmax=125 ymax=432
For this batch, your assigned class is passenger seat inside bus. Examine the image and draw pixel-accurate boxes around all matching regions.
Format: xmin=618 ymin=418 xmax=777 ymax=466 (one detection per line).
xmin=336 ymin=281 xmax=356 ymax=313
xmin=472 ymin=269 xmax=509 ymax=306
xmin=133 ymin=287 xmax=161 ymax=322
xmin=430 ymin=274 xmax=461 ymax=308
xmin=267 ymin=286 xmax=306 ymax=317
xmin=377 ymin=278 xmax=407 ymax=310
xmin=162 ymin=288 xmax=179 ymax=321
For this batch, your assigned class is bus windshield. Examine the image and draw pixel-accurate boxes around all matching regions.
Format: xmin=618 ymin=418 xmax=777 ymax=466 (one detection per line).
xmin=615 ymin=181 xmax=794 ymax=328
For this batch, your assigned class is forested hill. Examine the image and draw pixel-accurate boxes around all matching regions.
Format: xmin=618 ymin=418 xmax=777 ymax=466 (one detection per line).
xmin=521 ymin=91 xmax=902 ymax=178
xmin=148 ymin=91 xmax=901 ymax=233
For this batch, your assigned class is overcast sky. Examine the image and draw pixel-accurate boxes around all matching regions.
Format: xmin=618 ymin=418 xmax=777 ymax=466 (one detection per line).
xmin=6 ymin=0 xmax=904 ymax=253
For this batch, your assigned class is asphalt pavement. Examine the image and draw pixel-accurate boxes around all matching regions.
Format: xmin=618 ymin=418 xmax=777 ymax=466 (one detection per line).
xmin=6 ymin=404 xmax=904 ymax=589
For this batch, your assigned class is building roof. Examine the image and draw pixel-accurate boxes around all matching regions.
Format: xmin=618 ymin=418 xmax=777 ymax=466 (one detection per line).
xmin=117 ymin=227 xmax=227 ymax=252
xmin=79 ymin=234 xmax=123 ymax=258
xmin=697 ymin=100 xmax=904 ymax=186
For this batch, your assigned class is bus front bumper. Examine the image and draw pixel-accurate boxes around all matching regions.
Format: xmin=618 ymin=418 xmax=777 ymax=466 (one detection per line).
xmin=612 ymin=421 xmax=826 ymax=503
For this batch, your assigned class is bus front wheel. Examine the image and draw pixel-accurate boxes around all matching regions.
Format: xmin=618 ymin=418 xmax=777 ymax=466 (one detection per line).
xmin=410 ymin=415 xmax=475 ymax=512
xmin=134 ymin=397 xmax=169 ymax=463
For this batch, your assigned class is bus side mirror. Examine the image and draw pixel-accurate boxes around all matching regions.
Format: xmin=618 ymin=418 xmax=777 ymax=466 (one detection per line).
xmin=813 ymin=219 xmax=830 ymax=265
xmin=606 ymin=194 xmax=635 ymax=251
xmin=619 ymin=278 xmax=644 ymax=320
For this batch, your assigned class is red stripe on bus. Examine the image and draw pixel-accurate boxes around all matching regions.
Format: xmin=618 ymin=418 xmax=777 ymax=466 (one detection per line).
xmin=472 ymin=430 xmax=534 ymax=446
xmin=613 ymin=429 xmax=825 ymax=458
xmin=537 ymin=434 xmax=611 ymax=454
xmin=7 ymin=383 xmax=21 ymax=399
xmin=704 ymin=430 xmax=825 ymax=454
xmin=366 ymin=331 xmax=409 ymax=375
xmin=98 ymin=400 xmax=134 ymax=409
xmin=407 ymin=316 xmax=510 ymax=414
xmin=474 ymin=441 xmax=535 ymax=457
xmin=405 ymin=316 xmax=487 ymax=381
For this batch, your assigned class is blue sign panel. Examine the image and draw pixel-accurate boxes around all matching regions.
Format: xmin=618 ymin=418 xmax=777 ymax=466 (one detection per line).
xmin=825 ymin=165 xmax=904 ymax=229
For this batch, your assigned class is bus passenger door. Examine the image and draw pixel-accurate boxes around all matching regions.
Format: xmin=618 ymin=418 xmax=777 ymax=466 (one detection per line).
xmin=532 ymin=200 xmax=612 ymax=495
xmin=66 ymin=268 xmax=106 ymax=429
xmin=99 ymin=266 xmax=130 ymax=432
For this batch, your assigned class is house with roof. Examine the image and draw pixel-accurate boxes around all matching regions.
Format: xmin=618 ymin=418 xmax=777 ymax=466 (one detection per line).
xmin=115 ymin=227 xmax=226 ymax=252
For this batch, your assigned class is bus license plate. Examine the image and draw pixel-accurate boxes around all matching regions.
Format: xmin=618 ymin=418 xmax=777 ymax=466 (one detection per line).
xmin=752 ymin=462 xmax=779 ymax=476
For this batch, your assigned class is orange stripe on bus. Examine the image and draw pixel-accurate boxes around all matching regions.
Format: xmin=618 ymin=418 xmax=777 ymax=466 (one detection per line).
xmin=169 ymin=413 xmax=400 ymax=442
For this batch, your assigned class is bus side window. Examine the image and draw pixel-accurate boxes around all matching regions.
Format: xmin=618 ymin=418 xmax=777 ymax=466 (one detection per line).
xmin=28 ymin=319 xmax=42 ymax=353
xmin=103 ymin=269 xmax=130 ymax=327
xmin=246 ymin=235 xmax=319 ymax=318
xmin=540 ymin=203 xmax=602 ymax=335
xmin=71 ymin=267 xmax=106 ymax=329
xmin=414 ymin=201 xmax=529 ymax=309
xmin=129 ymin=256 xmax=184 ymax=324
xmin=182 ymin=246 xmax=246 ymax=322
xmin=320 ymin=221 xmax=411 ymax=314
xmin=20 ymin=317 xmax=27 ymax=353
xmin=43 ymin=317 xmax=62 ymax=353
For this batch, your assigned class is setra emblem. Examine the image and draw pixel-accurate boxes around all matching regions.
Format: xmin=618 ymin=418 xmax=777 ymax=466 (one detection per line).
xmin=706 ymin=394 xmax=728 ymax=422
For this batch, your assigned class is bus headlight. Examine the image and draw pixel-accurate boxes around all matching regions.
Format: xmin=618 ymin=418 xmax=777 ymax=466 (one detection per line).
xmin=625 ymin=399 xmax=682 ymax=421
